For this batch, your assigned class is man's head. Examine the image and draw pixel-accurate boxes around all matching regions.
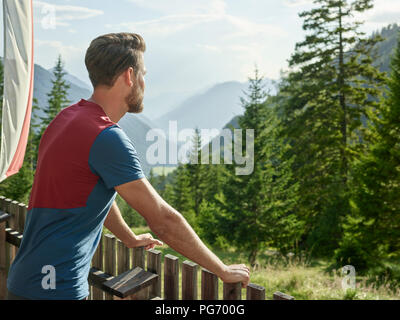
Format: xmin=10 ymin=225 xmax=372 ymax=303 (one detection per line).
xmin=85 ymin=33 xmax=146 ymax=113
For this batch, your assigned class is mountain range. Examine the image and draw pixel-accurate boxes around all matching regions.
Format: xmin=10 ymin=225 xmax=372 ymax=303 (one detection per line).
xmin=31 ymin=64 xmax=265 ymax=174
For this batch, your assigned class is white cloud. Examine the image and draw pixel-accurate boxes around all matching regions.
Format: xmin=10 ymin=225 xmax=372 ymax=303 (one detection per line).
xmin=283 ymin=0 xmax=313 ymax=7
xmin=106 ymin=1 xmax=288 ymax=81
xmin=127 ymin=0 xmax=226 ymax=16
xmin=196 ymin=44 xmax=222 ymax=53
xmin=35 ymin=39 xmax=84 ymax=57
xmin=106 ymin=13 xmax=220 ymax=37
xmin=34 ymin=39 xmax=90 ymax=85
xmin=106 ymin=10 xmax=286 ymax=39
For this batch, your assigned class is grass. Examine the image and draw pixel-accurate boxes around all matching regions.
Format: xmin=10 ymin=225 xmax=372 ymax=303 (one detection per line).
xmin=103 ymin=226 xmax=400 ymax=300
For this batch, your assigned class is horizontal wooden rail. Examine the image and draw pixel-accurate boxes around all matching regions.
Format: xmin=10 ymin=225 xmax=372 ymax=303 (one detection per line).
xmin=6 ymin=229 xmax=23 ymax=248
xmin=0 ymin=211 xmax=11 ymax=224
xmin=273 ymin=291 xmax=295 ymax=300
xmin=88 ymin=267 xmax=114 ymax=288
xmin=102 ymin=267 xmax=158 ymax=298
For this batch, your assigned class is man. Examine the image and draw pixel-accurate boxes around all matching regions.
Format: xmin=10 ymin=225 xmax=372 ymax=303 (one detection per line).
xmin=6 ymin=33 xmax=250 ymax=300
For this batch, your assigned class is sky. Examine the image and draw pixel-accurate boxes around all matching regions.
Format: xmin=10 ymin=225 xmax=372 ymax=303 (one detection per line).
xmin=1 ymin=0 xmax=400 ymax=101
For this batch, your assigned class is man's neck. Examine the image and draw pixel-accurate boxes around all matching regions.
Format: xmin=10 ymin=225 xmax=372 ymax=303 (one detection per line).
xmin=88 ymin=88 xmax=127 ymax=123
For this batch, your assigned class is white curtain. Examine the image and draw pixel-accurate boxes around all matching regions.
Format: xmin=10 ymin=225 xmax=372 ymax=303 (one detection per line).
xmin=0 ymin=0 xmax=34 ymax=182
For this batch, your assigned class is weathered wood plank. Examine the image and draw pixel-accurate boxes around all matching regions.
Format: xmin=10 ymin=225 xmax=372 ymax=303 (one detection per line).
xmin=273 ymin=291 xmax=295 ymax=300
xmin=164 ymin=254 xmax=179 ymax=300
xmin=4 ymin=199 xmax=12 ymax=275
xmin=17 ymin=204 xmax=26 ymax=233
xmin=223 ymin=282 xmax=242 ymax=300
xmin=147 ymin=249 xmax=161 ymax=299
xmin=114 ymin=239 xmax=133 ymax=300
xmin=88 ymin=267 xmax=114 ymax=288
xmin=0 ymin=213 xmax=7 ymax=300
xmin=5 ymin=229 xmax=23 ymax=248
xmin=0 ymin=211 xmax=11 ymax=224
xmin=182 ymin=260 xmax=198 ymax=300
xmin=246 ymin=283 xmax=265 ymax=300
xmin=132 ymin=246 xmax=145 ymax=269
xmin=104 ymin=234 xmax=116 ymax=300
xmin=201 ymin=268 xmax=218 ymax=300
xmin=117 ymin=239 xmax=130 ymax=275
xmin=0 ymin=197 xmax=5 ymax=210
xmin=102 ymin=266 xmax=158 ymax=298
xmin=8 ymin=200 xmax=18 ymax=260
xmin=91 ymin=235 xmax=104 ymax=300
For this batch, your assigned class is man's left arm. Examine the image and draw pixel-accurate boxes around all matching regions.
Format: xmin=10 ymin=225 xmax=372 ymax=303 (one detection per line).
xmin=104 ymin=201 xmax=163 ymax=250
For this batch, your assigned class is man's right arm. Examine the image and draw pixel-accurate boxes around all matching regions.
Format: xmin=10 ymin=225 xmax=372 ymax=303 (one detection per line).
xmin=115 ymin=177 xmax=250 ymax=288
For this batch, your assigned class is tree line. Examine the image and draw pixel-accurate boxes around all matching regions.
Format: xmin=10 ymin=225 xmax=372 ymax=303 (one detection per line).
xmin=150 ymin=0 xmax=400 ymax=284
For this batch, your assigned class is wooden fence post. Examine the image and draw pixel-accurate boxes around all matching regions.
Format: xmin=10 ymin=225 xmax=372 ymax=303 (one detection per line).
xmin=91 ymin=234 xmax=104 ymax=300
xmin=223 ymin=282 xmax=242 ymax=300
xmin=114 ymin=239 xmax=134 ymax=300
xmin=10 ymin=201 xmax=19 ymax=256
xmin=3 ymin=199 xmax=13 ymax=279
xmin=246 ymin=283 xmax=265 ymax=300
xmin=147 ymin=249 xmax=161 ymax=299
xmin=164 ymin=254 xmax=179 ymax=300
xmin=201 ymin=269 xmax=218 ymax=300
xmin=117 ymin=239 xmax=131 ymax=275
xmin=17 ymin=204 xmax=26 ymax=234
xmin=132 ymin=247 xmax=145 ymax=269
xmin=4 ymin=199 xmax=14 ymax=266
xmin=0 ymin=198 xmax=7 ymax=300
xmin=182 ymin=260 xmax=198 ymax=300
xmin=104 ymin=234 xmax=116 ymax=300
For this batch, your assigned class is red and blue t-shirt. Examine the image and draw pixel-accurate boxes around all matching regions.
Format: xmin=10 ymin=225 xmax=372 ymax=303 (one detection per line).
xmin=7 ymin=99 xmax=145 ymax=300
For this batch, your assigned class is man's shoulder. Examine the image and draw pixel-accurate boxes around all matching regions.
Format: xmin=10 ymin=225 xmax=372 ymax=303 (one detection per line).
xmin=94 ymin=124 xmax=132 ymax=148
xmin=54 ymin=99 xmax=116 ymax=135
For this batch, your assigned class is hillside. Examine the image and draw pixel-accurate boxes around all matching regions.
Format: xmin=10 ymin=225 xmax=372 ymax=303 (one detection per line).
xmin=373 ymin=24 xmax=399 ymax=73
xmin=202 ymin=24 xmax=400 ymax=159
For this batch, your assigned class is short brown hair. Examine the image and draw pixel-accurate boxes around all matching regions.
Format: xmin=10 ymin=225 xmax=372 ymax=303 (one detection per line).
xmin=85 ymin=33 xmax=146 ymax=88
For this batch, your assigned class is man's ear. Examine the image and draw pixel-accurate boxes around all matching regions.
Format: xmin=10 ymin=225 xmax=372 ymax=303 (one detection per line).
xmin=123 ymin=67 xmax=135 ymax=87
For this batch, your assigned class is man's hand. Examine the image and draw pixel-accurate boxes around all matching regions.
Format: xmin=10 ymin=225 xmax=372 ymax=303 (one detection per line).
xmin=115 ymin=178 xmax=251 ymax=288
xmin=128 ymin=233 xmax=163 ymax=250
xmin=220 ymin=264 xmax=251 ymax=288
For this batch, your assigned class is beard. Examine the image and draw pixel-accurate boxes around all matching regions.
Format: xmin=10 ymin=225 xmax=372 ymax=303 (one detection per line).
xmin=125 ymin=84 xmax=144 ymax=114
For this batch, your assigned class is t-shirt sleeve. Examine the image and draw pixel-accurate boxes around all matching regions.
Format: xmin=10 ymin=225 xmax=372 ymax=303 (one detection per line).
xmin=89 ymin=125 xmax=146 ymax=189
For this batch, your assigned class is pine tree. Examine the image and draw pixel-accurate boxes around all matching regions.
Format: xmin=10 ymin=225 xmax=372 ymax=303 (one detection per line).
xmin=260 ymin=99 xmax=304 ymax=255
xmin=217 ymin=68 xmax=271 ymax=266
xmin=186 ymin=128 xmax=205 ymax=216
xmin=335 ymin=32 xmax=400 ymax=272
xmin=38 ymin=55 xmax=70 ymax=142
xmin=168 ymin=163 xmax=196 ymax=225
xmin=278 ymin=0 xmax=386 ymax=256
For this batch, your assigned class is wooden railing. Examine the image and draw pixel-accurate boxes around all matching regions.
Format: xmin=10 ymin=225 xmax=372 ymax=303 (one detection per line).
xmin=0 ymin=196 xmax=295 ymax=300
